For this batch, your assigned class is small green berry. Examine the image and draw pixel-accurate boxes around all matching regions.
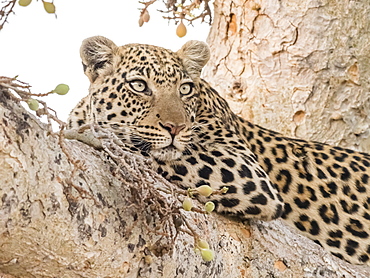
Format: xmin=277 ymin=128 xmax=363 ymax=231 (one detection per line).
xmin=197 ymin=185 xmax=213 ymax=197
xmin=53 ymin=84 xmax=69 ymax=95
xmin=26 ymin=98 xmax=39 ymax=111
xmin=201 ymin=248 xmax=215 ymax=262
xmin=221 ymin=187 xmax=229 ymax=194
xmin=205 ymin=201 xmax=215 ymax=213
xmin=197 ymin=239 xmax=209 ymax=249
xmin=183 ymin=197 xmax=193 ymax=211
xmin=18 ymin=0 xmax=32 ymax=7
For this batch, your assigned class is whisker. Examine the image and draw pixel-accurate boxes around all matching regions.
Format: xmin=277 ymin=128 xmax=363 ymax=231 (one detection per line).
xmin=183 ymin=146 xmax=192 ymax=156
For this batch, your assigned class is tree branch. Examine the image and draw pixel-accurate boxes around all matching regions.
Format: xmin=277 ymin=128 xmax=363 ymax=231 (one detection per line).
xmin=1 ymin=83 xmax=370 ymax=277
xmin=0 ymin=0 xmax=16 ymax=31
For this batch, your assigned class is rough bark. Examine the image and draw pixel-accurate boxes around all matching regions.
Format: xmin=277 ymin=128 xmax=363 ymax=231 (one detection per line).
xmin=200 ymin=0 xmax=370 ymax=276
xmin=204 ymin=0 xmax=370 ymax=152
xmin=1 ymin=86 xmax=370 ymax=277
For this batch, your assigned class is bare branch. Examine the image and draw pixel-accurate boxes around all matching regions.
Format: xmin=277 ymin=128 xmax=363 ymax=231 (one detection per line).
xmin=0 ymin=0 xmax=16 ymax=31
xmin=139 ymin=0 xmax=212 ymax=26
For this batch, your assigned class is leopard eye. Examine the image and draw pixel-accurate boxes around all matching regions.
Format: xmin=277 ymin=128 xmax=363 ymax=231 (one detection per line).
xmin=179 ymin=83 xmax=193 ymax=96
xmin=129 ymin=80 xmax=147 ymax=93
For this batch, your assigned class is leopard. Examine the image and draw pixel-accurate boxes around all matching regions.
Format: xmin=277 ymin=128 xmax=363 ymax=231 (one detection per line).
xmin=68 ymin=35 xmax=370 ymax=266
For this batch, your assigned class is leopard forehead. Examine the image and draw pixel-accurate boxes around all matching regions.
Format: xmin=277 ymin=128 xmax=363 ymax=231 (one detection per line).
xmin=113 ymin=44 xmax=191 ymax=83
xmin=92 ymin=43 xmax=199 ymax=121
xmin=79 ymin=36 xmax=209 ymax=90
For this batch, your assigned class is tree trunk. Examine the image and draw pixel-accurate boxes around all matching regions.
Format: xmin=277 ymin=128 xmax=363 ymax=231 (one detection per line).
xmin=1 ymin=86 xmax=370 ymax=276
xmin=204 ymin=0 xmax=370 ymax=152
xmin=201 ymin=0 xmax=370 ymax=276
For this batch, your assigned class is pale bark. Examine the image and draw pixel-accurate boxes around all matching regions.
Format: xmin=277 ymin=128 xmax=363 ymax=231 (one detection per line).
xmin=1 ymin=85 xmax=370 ymax=277
xmin=200 ymin=0 xmax=370 ymax=276
xmin=204 ymin=0 xmax=370 ymax=152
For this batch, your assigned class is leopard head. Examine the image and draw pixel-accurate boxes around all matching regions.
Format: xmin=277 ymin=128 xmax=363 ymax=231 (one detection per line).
xmin=80 ymin=36 xmax=210 ymax=161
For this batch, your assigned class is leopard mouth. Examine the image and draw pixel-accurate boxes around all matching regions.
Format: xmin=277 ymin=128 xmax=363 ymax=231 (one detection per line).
xmin=129 ymin=134 xmax=184 ymax=161
xmin=163 ymin=145 xmax=177 ymax=151
xmin=150 ymin=145 xmax=183 ymax=161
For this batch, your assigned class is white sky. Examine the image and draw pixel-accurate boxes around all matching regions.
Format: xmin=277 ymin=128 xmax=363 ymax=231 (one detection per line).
xmin=0 ymin=0 xmax=210 ymax=121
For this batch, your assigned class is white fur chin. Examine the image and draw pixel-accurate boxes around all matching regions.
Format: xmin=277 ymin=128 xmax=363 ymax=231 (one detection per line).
xmin=150 ymin=148 xmax=182 ymax=161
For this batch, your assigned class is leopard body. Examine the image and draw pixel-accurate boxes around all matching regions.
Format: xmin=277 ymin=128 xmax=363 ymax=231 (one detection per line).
xmin=68 ymin=36 xmax=370 ymax=265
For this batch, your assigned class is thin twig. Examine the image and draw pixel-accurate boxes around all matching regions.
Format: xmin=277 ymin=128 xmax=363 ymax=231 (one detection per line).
xmin=0 ymin=0 xmax=17 ymax=31
xmin=140 ymin=0 xmax=212 ymax=25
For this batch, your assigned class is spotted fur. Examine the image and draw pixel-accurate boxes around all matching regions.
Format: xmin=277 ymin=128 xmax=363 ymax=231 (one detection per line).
xmin=68 ymin=36 xmax=370 ymax=265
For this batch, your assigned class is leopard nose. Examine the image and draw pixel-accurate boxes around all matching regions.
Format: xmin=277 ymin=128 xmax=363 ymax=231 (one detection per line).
xmin=162 ymin=123 xmax=186 ymax=136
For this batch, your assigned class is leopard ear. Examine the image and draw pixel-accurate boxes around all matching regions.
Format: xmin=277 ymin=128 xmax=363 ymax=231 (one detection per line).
xmin=80 ymin=36 xmax=117 ymax=83
xmin=177 ymin=40 xmax=210 ymax=79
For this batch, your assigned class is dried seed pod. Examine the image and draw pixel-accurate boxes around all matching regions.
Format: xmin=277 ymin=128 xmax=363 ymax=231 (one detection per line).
xmin=43 ymin=1 xmax=55 ymax=14
xmin=142 ymin=10 xmax=150 ymax=22
xmin=19 ymin=0 xmax=32 ymax=7
xmin=138 ymin=17 xmax=144 ymax=27
xmin=176 ymin=21 xmax=187 ymax=38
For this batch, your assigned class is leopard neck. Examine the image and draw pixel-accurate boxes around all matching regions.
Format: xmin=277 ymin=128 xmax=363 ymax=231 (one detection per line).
xmin=197 ymin=80 xmax=240 ymax=133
